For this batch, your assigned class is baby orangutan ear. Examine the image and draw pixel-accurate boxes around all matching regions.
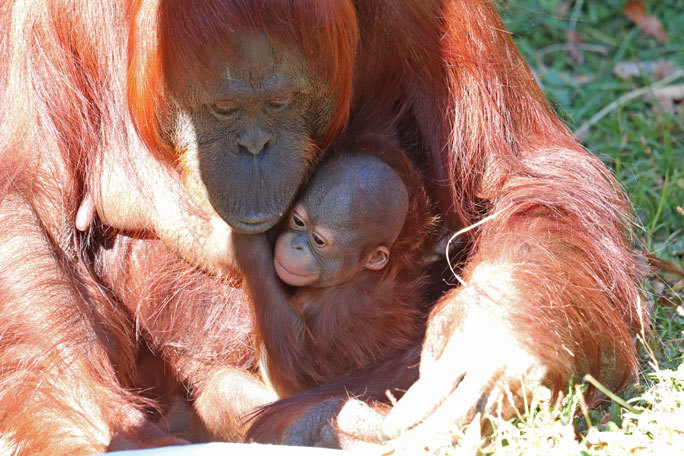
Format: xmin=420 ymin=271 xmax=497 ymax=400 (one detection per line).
xmin=364 ymin=246 xmax=390 ymax=271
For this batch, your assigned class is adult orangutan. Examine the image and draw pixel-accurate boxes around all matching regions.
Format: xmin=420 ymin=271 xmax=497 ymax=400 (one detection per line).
xmin=0 ymin=0 xmax=643 ymax=455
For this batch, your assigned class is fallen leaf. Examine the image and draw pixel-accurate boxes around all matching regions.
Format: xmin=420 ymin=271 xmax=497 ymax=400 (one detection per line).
xmin=600 ymin=413 xmax=612 ymax=425
xmin=651 ymin=85 xmax=684 ymax=115
xmin=654 ymin=60 xmax=675 ymax=79
xmin=652 ymin=85 xmax=684 ymax=100
xmin=653 ymin=97 xmax=674 ymax=115
xmin=624 ymin=1 xmax=667 ymax=42
xmin=613 ymin=60 xmax=677 ymax=80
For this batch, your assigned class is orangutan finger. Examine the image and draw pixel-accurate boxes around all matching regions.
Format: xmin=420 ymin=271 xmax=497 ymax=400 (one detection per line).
xmin=75 ymin=191 xmax=95 ymax=231
xmin=383 ymin=367 xmax=503 ymax=446
xmin=380 ymin=366 xmax=465 ymax=440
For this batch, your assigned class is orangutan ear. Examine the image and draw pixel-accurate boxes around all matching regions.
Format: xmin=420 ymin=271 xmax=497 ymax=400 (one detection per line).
xmin=364 ymin=246 xmax=390 ymax=271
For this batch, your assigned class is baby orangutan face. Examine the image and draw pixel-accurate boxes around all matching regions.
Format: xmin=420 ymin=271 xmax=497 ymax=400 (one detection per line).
xmin=273 ymin=203 xmax=391 ymax=287
xmin=272 ymin=154 xmax=409 ymax=288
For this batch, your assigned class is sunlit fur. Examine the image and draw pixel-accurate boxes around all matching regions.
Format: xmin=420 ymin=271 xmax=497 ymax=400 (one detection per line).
xmin=0 ymin=0 xmax=643 ymax=453
xmin=361 ymin=0 xmax=642 ymax=393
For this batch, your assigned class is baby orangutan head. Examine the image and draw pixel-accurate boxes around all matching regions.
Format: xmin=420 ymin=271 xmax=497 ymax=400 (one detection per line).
xmin=273 ymin=154 xmax=409 ymax=287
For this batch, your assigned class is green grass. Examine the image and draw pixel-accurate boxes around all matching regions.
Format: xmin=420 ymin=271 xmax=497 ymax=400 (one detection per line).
xmin=504 ymin=0 xmax=684 ymax=254
xmin=444 ymin=1 xmax=684 ymax=454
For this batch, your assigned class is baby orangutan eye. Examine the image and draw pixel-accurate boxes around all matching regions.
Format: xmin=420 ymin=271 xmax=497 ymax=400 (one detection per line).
xmin=311 ymin=232 xmax=326 ymax=247
xmin=292 ymin=213 xmax=305 ymax=228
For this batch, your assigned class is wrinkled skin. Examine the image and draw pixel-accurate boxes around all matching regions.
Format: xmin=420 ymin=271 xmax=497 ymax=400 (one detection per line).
xmin=174 ymin=33 xmax=327 ymax=235
xmin=90 ymin=33 xmax=327 ymax=254
xmin=274 ymin=153 xmax=408 ymax=288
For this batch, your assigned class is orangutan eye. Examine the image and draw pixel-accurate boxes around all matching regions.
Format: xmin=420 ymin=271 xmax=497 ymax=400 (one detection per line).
xmin=311 ymin=233 xmax=326 ymax=247
xmin=292 ymin=213 xmax=305 ymax=228
xmin=266 ymin=94 xmax=292 ymax=111
xmin=212 ymin=100 xmax=239 ymax=116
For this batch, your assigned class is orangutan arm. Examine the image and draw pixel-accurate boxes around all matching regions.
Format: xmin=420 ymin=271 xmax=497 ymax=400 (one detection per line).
xmin=0 ymin=192 xmax=177 ymax=455
xmin=232 ymin=233 xmax=320 ymax=397
xmin=381 ymin=149 xmax=643 ymax=444
xmin=94 ymin=234 xmax=276 ymax=443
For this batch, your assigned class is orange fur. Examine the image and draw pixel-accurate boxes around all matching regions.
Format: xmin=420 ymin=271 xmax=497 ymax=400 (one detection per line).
xmin=0 ymin=0 xmax=643 ymax=452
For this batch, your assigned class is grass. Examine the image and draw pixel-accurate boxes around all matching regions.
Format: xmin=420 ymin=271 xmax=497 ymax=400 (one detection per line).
xmin=442 ymin=1 xmax=684 ymax=454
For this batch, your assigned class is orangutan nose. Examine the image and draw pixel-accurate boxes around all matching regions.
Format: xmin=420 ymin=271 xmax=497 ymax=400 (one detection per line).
xmin=237 ymin=126 xmax=272 ymax=156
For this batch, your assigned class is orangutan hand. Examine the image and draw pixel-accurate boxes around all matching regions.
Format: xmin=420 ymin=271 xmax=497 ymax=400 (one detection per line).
xmin=381 ymin=284 xmax=547 ymax=447
xmin=278 ymin=397 xmax=387 ymax=450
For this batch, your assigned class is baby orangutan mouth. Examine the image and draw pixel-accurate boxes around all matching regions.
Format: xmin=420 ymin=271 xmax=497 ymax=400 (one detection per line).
xmin=274 ymin=256 xmax=320 ymax=287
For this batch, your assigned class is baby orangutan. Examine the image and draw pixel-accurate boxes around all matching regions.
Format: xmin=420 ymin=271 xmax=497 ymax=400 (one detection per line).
xmin=233 ymin=133 xmax=435 ymax=399
xmin=273 ymin=155 xmax=407 ymax=288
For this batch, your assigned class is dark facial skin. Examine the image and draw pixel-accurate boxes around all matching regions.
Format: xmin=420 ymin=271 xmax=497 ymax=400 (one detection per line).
xmin=178 ymin=33 xmax=330 ymax=234
xmin=273 ymin=154 xmax=409 ymax=288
